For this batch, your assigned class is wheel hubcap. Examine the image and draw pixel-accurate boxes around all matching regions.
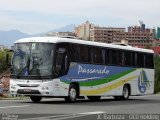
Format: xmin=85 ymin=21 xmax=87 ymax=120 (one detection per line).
xmin=124 ymin=87 xmax=129 ymax=98
xmin=69 ymin=88 xmax=76 ymax=100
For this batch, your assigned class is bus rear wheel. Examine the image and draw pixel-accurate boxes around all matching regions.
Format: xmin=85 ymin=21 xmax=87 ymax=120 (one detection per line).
xmin=114 ymin=85 xmax=130 ymax=100
xmin=65 ymin=85 xmax=78 ymax=102
xmin=30 ymin=96 xmax=42 ymax=103
xmin=122 ymin=85 xmax=130 ymax=100
xmin=87 ymin=96 xmax=101 ymax=101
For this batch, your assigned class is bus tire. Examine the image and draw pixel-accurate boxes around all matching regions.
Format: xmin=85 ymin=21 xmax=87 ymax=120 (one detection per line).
xmin=65 ymin=84 xmax=77 ymax=102
xmin=30 ymin=96 xmax=42 ymax=103
xmin=87 ymin=96 xmax=101 ymax=101
xmin=122 ymin=85 xmax=130 ymax=100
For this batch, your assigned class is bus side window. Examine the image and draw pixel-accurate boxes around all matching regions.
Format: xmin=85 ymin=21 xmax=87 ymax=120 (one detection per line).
xmin=136 ymin=52 xmax=145 ymax=68
xmin=102 ymin=49 xmax=106 ymax=64
xmin=79 ymin=45 xmax=89 ymax=63
xmin=132 ymin=52 xmax=135 ymax=67
xmin=90 ymin=47 xmax=105 ymax=65
xmin=108 ymin=50 xmax=112 ymax=65
xmin=68 ymin=44 xmax=79 ymax=62
xmin=105 ymin=49 xmax=107 ymax=65
xmin=121 ymin=51 xmax=125 ymax=66
xmin=90 ymin=47 xmax=94 ymax=64
xmin=108 ymin=49 xmax=120 ymax=66
xmin=124 ymin=51 xmax=134 ymax=67
xmin=146 ymin=54 xmax=154 ymax=69
xmin=119 ymin=51 xmax=123 ymax=66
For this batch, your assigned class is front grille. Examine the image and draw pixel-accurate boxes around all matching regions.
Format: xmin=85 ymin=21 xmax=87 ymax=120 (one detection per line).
xmin=17 ymin=89 xmax=41 ymax=94
xmin=17 ymin=84 xmax=39 ymax=87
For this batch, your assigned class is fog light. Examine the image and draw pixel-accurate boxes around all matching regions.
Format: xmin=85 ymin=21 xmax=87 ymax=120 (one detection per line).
xmin=42 ymin=87 xmax=49 ymax=90
xmin=46 ymin=92 xmax=49 ymax=94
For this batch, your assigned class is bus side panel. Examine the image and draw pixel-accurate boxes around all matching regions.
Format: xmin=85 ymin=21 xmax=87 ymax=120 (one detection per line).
xmin=107 ymin=68 xmax=155 ymax=96
xmin=134 ymin=68 xmax=154 ymax=95
xmin=60 ymin=63 xmax=154 ymax=97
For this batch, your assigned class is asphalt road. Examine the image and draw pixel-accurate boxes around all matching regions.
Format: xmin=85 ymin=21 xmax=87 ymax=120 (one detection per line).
xmin=0 ymin=95 xmax=160 ymax=120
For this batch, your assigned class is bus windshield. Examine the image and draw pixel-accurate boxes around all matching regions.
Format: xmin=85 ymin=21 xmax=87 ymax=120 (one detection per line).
xmin=11 ymin=43 xmax=54 ymax=79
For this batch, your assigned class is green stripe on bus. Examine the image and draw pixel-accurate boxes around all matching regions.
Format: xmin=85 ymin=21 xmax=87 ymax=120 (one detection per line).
xmin=79 ymin=69 xmax=136 ymax=86
xmin=62 ymin=68 xmax=136 ymax=86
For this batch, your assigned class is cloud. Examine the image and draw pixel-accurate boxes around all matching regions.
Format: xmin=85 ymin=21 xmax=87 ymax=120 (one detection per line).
xmin=0 ymin=12 xmax=63 ymax=34
xmin=0 ymin=0 xmax=159 ymax=15
xmin=0 ymin=0 xmax=160 ymax=33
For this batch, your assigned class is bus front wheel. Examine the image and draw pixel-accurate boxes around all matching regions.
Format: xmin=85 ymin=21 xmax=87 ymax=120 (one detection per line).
xmin=30 ymin=96 xmax=42 ymax=103
xmin=65 ymin=85 xmax=78 ymax=102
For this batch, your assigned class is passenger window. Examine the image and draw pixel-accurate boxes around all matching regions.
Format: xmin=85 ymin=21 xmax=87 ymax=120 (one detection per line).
xmin=79 ymin=46 xmax=89 ymax=63
xmin=137 ymin=53 xmax=145 ymax=68
xmin=124 ymin=52 xmax=135 ymax=66
xmin=146 ymin=54 xmax=154 ymax=69
xmin=68 ymin=44 xmax=79 ymax=62
xmin=91 ymin=47 xmax=104 ymax=64
xmin=108 ymin=50 xmax=121 ymax=66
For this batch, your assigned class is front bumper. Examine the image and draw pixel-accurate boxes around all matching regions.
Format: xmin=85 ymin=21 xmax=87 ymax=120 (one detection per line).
xmin=10 ymin=79 xmax=69 ymax=97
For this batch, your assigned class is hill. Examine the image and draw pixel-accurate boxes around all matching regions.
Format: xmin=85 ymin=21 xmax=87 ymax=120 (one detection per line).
xmin=0 ymin=30 xmax=30 ymax=47
xmin=0 ymin=24 xmax=75 ymax=47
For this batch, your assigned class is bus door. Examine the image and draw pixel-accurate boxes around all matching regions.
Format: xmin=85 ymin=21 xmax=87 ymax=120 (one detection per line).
xmin=54 ymin=47 xmax=69 ymax=77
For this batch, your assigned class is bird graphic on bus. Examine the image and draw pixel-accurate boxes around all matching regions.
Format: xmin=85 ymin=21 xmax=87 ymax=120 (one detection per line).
xmin=138 ymin=69 xmax=150 ymax=93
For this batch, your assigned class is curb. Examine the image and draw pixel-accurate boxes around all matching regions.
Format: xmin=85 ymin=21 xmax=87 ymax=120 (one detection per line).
xmin=0 ymin=97 xmax=29 ymax=100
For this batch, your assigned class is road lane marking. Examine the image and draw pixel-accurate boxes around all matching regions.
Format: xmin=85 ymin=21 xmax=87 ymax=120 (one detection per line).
xmin=22 ymin=114 xmax=93 ymax=120
xmin=20 ymin=111 xmax=106 ymax=120
xmin=53 ymin=114 xmax=93 ymax=120
xmin=78 ymin=111 xmax=106 ymax=115
xmin=53 ymin=111 xmax=106 ymax=120
xmin=0 ymin=105 xmax=30 ymax=109
xmin=20 ymin=114 xmax=74 ymax=120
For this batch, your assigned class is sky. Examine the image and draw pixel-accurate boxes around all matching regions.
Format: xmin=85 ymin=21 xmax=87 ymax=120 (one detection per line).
xmin=0 ymin=0 xmax=159 ymax=34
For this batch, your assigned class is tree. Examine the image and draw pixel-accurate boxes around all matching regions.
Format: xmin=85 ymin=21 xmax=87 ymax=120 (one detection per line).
xmin=0 ymin=49 xmax=12 ymax=74
xmin=0 ymin=50 xmax=7 ymax=74
xmin=154 ymin=55 xmax=160 ymax=93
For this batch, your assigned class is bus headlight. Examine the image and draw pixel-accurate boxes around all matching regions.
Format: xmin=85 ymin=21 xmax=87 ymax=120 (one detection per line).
xmin=11 ymin=86 xmax=16 ymax=89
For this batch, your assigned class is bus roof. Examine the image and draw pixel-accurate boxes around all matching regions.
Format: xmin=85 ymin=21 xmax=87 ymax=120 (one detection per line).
xmin=15 ymin=36 xmax=154 ymax=53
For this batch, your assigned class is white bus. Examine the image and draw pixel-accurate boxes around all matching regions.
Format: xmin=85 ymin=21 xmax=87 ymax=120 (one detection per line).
xmin=10 ymin=37 xmax=154 ymax=102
